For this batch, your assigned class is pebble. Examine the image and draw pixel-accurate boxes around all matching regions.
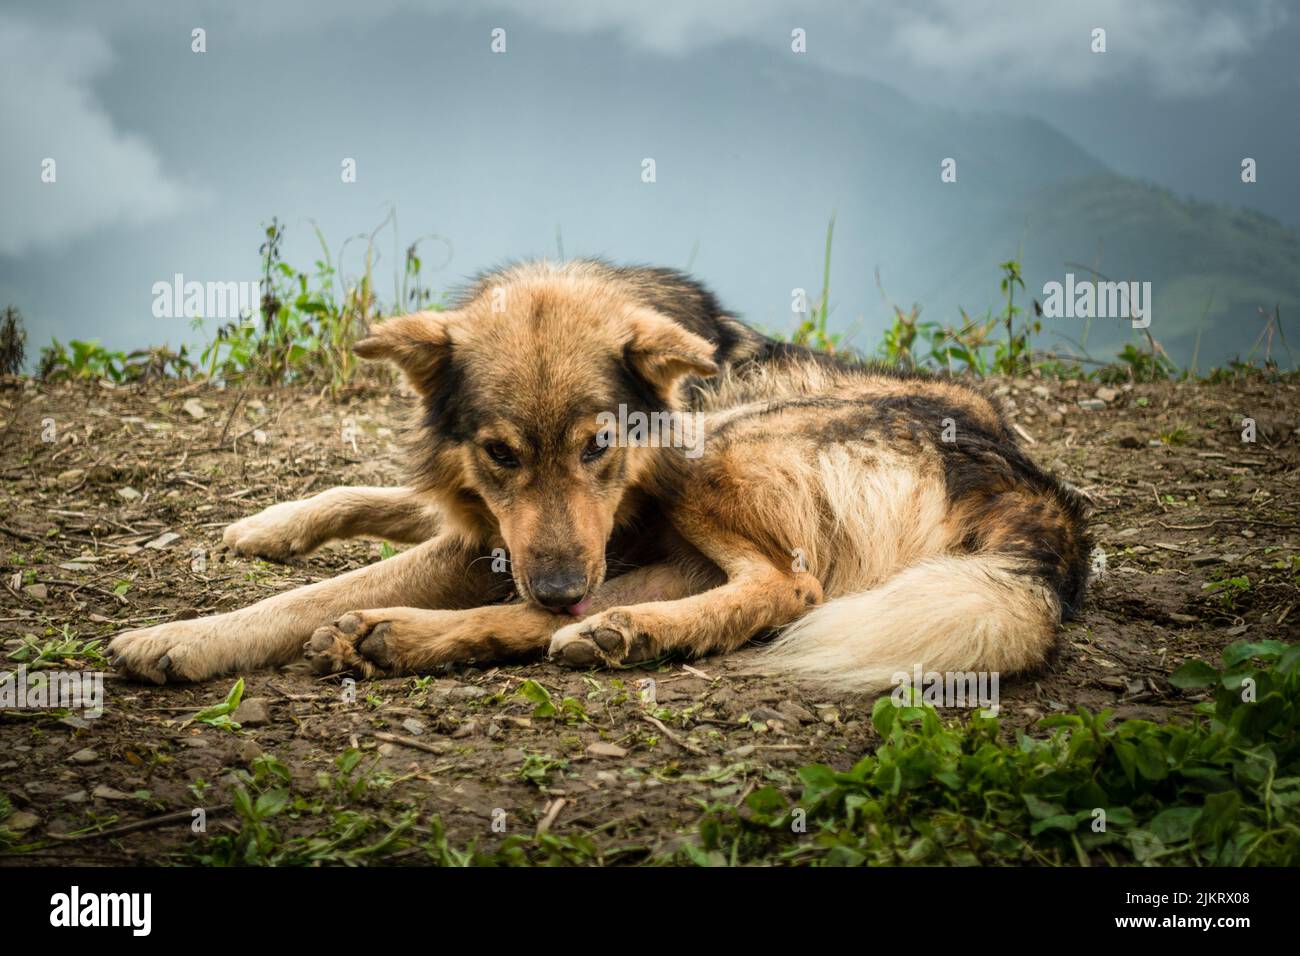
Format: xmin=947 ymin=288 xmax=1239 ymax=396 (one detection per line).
xmin=446 ymin=685 xmax=489 ymax=702
xmin=777 ymin=700 xmax=817 ymax=724
xmin=92 ymin=785 xmax=133 ymax=801
xmin=233 ymin=697 xmax=271 ymax=727
xmin=586 ymin=741 xmax=627 ymax=758
xmin=8 ymin=811 xmax=39 ymax=832
xmin=69 ymin=748 xmax=98 ymax=764
xmin=400 ymin=718 xmax=426 ymax=736
xmin=236 ymin=740 xmax=263 ymax=764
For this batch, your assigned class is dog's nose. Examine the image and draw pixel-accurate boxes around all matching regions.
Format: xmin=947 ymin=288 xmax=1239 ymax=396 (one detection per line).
xmin=529 ymin=570 xmax=589 ymax=608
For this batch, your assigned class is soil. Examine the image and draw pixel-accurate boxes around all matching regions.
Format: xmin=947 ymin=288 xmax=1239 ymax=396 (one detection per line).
xmin=1 ymin=373 xmax=1297 ymax=865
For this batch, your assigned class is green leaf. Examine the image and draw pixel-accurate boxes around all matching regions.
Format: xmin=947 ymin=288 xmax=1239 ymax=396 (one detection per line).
xmin=190 ymin=677 xmax=245 ymax=725
xmin=1149 ymin=806 xmax=1199 ymax=844
xmin=1135 ymin=738 xmax=1169 ymax=781
xmin=1168 ymin=659 xmax=1218 ymax=689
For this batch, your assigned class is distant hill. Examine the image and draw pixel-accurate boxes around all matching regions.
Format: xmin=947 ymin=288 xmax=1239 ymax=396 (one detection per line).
xmin=1008 ymin=175 xmax=1299 ymax=367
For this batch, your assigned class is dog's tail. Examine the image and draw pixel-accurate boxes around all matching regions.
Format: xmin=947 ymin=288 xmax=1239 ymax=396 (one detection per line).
xmin=762 ymin=554 xmax=1071 ymax=691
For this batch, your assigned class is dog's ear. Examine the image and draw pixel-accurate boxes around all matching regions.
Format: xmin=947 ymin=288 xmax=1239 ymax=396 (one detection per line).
xmin=624 ymin=307 xmax=718 ymax=396
xmin=355 ymin=311 xmax=454 ymax=389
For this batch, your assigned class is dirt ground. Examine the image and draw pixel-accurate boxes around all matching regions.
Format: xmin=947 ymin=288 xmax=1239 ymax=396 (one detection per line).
xmin=1 ymin=372 xmax=1297 ymax=865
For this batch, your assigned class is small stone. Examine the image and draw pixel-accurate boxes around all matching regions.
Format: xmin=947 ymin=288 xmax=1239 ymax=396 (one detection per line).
xmin=1095 ymin=386 xmax=1120 ymax=403
xmin=63 ymin=790 xmax=88 ymax=803
xmin=231 ymin=697 xmax=270 ymax=727
xmin=182 ymin=399 xmax=207 ymax=420
xmin=8 ymin=810 xmax=39 ymax=831
xmin=400 ymin=718 xmax=426 ymax=736
xmin=1077 ymin=399 xmax=1105 ymax=411
xmin=586 ymin=741 xmax=628 ymax=758
xmin=729 ymin=744 xmax=756 ymax=757
xmin=252 ymin=429 xmax=268 ymax=445
xmin=237 ymin=740 xmax=263 ymax=764
xmin=69 ymin=748 xmax=98 ymax=764
xmin=748 ymin=707 xmax=786 ymax=723
xmin=116 ymin=486 xmax=141 ymax=501
xmin=59 ymin=716 xmax=91 ymax=731
xmin=1189 ymin=554 xmax=1219 ymax=567
xmin=451 ymin=720 xmax=479 ymax=739
xmin=92 ymin=785 xmax=133 ymax=801
xmin=23 ymin=583 xmax=48 ymax=601
xmin=777 ymin=700 xmax=817 ymax=724
xmin=447 ymin=684 xmax=489 ymax=701
xmin=57 ymin=468 xmax=85 ymax=485
xmin=145 ymin=532 xmax=181 ymax=550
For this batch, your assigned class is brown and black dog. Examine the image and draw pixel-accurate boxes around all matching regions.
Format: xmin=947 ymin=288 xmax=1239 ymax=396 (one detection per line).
xmin=109 ymin=260 xmax=1090 ymax=689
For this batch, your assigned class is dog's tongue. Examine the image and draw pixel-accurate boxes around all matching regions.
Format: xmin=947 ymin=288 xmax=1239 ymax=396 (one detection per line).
xmin=565 ymin=596 xmax=593 ymax=616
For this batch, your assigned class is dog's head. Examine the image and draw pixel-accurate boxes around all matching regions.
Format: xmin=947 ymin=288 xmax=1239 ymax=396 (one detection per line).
xmin=356 ymin=270 xmax=717 ymax=613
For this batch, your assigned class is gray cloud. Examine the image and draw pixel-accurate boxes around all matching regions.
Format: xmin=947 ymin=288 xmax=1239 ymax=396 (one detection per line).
xmin=0 ymin=15 xmax=200 ymax=256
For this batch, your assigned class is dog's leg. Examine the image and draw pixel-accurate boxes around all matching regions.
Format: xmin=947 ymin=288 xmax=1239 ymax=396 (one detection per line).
xmin=223 ymin=486 xmax=439 ymax=560
xmin=108 ymin=532 xmax=505 ymax=683
xmin=548 ymin=533 xmax=822 ymax=667
xmin=304 ymin=560 xmax=719 ymax=675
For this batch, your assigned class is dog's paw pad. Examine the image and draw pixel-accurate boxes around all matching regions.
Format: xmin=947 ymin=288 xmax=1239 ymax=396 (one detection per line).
xmin=549 ymin=612 xmax=654 ymax=668
xmin=358 ymin=622 xmax=394 ymax=669
xmin=304 ymin=615 xmax=392 ymax=677
xmin=555 ymin=637 xmax=601 ymax=667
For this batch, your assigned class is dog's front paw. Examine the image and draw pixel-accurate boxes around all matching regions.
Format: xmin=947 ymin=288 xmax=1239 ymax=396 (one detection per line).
xmin=304 ymin=612 xmax=398 ymax=678
xmin=548 ymin=610 xmax=655 ymax=668
xmin=110 ymin=620 xmax=222 ymax=684
xmin=222 ymin=503 xmax=322 ymax=561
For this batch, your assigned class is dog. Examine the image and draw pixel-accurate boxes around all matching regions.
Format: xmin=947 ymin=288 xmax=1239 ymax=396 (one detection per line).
xmin=108 ymin=259 xmax=1090 ymax=689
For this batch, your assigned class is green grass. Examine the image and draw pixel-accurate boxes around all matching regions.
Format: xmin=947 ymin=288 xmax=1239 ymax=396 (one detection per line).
xmin=6 ymin=628 xmax=111 ymax=669
xmin=675 ymin=641 xmax=1300 ymax=866
xmin=19 ymin=210 xmax=1296 ymax=387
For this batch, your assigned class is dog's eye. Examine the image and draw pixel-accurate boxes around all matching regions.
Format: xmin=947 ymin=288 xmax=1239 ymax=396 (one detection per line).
xmin=582 ymin=433 xmax=610 ymax=463
xmin=483 ymin=442 xmax=519 ymax=468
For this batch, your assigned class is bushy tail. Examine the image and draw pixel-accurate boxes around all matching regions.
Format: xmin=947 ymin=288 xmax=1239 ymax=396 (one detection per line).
xmin=757 ymin=554 xmax=1062 ymax=692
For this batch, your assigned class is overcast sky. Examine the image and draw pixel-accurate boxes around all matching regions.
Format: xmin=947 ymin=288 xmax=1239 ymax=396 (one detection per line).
xmin=1 ymin=0 xmax=1294 ymax=360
